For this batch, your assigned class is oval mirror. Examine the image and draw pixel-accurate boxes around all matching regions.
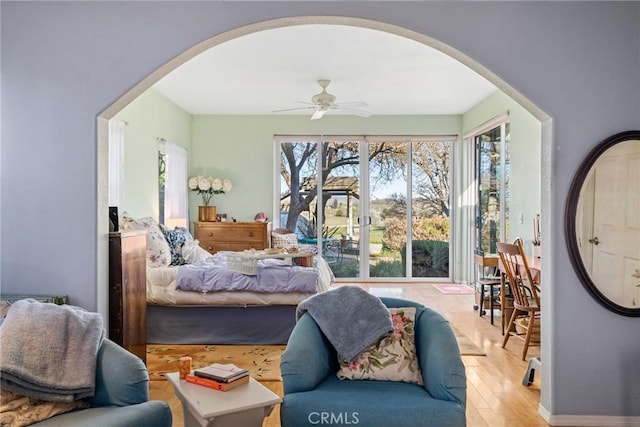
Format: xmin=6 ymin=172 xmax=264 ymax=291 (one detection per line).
xmin=565 ymin=130 xmax=640 ymax=316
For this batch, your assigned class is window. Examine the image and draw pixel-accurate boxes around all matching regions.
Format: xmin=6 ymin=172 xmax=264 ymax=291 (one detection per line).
xmin=276 ymin=134 xmax=454 ymax=280
xmin=474 ymin=122 xmax=510 ymax=255
xmin=158 ymin=141 xmax=188 ymax=226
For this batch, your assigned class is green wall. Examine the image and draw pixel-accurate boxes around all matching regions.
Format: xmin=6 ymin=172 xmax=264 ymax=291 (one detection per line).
xmin=114 ymin=89 xmax=192 ymax=220
xmin=190 ymin=114 xmax=462 ymax=226
xmin=113 ymin=90 xmax=540 ymax=282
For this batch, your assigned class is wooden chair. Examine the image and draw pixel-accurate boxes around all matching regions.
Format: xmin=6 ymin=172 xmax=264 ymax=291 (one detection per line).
xmin=497 ymin=239 xmax=540 ymax=360
xmin=499 ymin=237 xmax=525 ymax=336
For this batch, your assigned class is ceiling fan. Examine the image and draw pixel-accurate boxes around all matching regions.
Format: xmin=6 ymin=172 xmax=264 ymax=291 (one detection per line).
xmin=272 ymin=79 xmax=371 ymax=120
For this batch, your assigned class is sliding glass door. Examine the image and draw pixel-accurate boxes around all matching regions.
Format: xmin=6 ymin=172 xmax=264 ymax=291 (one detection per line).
xmin=278 ymin=135 xmax=454 ymax=281
xmin=411 ymin=140 xmax=452 ymax=278
xmin=474 ymin=123 xmax=510 ymax=255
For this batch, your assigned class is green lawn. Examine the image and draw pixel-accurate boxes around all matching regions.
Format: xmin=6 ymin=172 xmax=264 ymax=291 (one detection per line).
xmin=323 ymin=217 xmax=385 ymax=244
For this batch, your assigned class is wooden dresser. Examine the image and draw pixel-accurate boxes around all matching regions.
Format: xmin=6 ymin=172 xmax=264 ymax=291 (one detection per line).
xmin=109 ymin=230 xmax=147 ymax=363
xmin=194 ymin=222 xmax=270 ymax=254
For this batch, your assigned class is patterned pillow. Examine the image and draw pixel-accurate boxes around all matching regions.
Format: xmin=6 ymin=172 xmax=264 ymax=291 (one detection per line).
xmin=174 ymin=226 xmax=193 ymax=241
xmin=182 ymin=239 xmax=212 ymax=264
xmin=336 ymin=307 xmax=423 ymax=385
xmin=160 ymin=225 xmax=189 ymax=266
xmin=271 ymin=232 xmax=298 ymax=249
xmin=120 ymin=214 xmax=171 ymax=267
xmin=0 ymin=389 xmax=89 ymax=426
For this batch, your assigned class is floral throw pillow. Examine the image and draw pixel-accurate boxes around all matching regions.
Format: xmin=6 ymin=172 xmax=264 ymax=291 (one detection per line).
xmin=0 ymin=389 xmax=88 ymax=426
xmin=160 ymin=224 xmax=190 ymax=266
xmin=120 ymin=214 xmax=171 ymax=267
xmin=337 ymin=307 xmax=423 ymax=385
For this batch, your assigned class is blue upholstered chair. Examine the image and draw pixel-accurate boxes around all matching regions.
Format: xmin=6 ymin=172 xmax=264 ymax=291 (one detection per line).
xmin=280 ymin=297 xmax=466 ymax=427
xmin=34 ymin=339 xmax=172 ymax=426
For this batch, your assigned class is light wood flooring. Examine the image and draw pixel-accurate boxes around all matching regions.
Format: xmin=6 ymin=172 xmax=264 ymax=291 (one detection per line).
xmin=149 ymin=282 xmax=547 ymax=427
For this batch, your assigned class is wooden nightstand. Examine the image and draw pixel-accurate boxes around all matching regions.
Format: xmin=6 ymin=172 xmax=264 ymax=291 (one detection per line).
xmin=109 ymin=230 xmax=147 ymax=363
xmin=194 ymin=222 xmax=270 ymax=255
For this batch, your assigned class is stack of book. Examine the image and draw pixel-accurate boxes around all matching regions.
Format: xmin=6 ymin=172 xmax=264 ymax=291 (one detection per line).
xmin=185 ymin=363 xmax=250 ymax=391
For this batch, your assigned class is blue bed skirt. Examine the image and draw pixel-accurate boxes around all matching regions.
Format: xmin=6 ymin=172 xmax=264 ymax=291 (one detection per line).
xmin=147 ymin=304 xmax=297 ymax=345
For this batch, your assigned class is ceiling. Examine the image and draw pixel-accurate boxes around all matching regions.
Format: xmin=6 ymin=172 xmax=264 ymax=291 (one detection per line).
xmin=152 ymin=24 xmax=498 ymax=117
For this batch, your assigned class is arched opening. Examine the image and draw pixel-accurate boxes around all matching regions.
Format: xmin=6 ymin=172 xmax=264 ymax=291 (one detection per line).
xmin=97 ymin=15 xmax=552 ymax=416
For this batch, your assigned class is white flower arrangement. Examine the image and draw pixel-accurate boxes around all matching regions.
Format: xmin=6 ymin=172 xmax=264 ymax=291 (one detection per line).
xmin=188 ymin=176 xmax=232 ymax=206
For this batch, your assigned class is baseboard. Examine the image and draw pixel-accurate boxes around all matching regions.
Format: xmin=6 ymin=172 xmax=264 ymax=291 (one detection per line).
xmin=539 ymin=404 xmax=640 ymax=426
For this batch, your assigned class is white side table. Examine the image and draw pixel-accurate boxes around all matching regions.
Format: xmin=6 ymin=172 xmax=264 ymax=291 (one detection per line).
xmin=166 ymin=372 xmax=282 ymax=427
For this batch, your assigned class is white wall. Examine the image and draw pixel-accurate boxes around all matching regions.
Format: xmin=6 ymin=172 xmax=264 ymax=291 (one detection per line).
xmin=2 ymin=2 xmax=639 ymax=422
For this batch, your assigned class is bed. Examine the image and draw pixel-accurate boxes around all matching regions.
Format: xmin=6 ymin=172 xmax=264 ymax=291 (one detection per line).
xmin=146 ymin=248 xmax=333 ymax=345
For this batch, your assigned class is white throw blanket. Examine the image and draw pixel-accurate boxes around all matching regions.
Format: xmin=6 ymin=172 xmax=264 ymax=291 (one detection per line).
xmin=0 ymin=299 xmax=104 ymax=402
xmin=296 ymin=286 xmax=393 ymax=362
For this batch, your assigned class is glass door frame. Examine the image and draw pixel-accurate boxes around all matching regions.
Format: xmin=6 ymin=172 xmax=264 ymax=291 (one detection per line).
xmin=465 ymin=112 xmax=510 ymax=280
xmin=275 ymin=135 xmax=456 ymax=282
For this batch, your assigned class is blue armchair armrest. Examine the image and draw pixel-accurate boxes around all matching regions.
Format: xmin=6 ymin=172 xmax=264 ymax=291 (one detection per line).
xmin=88 ymin=339 xmax=149 ymax=407
xmin=280 ymin=313 xmax=338 ymax=394
xmin=415 ymin=308 xmax=467 ymax=408
xmin=376 ymin=296 xmax=465 ymax=408
xmin=34 ymin=339 xmax=172 ymax=427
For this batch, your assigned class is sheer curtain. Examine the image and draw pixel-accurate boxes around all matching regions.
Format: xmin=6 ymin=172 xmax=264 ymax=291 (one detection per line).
xmin=165 ymin=141 xmax=188 ymax=225
xmin=108 ymin=120 xmax=125 ymax=207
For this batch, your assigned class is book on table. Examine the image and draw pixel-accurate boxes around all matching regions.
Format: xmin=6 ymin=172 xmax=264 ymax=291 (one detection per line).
xmin=193 ymin=363 xmax=249 ymax=383
xmin=184 ymin=373 xmax=250 ymax=391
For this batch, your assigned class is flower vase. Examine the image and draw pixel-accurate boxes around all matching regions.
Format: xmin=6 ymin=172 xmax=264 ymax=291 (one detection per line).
xmin=198 ymin=206 xmax=217 ymax=222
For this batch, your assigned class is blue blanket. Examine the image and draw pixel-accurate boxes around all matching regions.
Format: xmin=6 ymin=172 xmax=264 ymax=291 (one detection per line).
xmin=296 ymin=286 xmax=393 ymax=362
xmin=176 ymin=256 xmax=319 ymax=293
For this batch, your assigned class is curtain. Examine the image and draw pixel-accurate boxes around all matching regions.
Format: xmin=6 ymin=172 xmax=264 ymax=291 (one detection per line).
xmin=108 ymin=120 xmax=125 ymax=207
xmin=165 ymin=141 xmax=188 ymax=222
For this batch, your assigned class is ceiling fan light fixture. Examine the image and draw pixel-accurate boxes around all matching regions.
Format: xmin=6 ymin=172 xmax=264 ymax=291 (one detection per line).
xmin=310 ymin=109 xmax=326 ymax=120
xmin=273 ymin=79 xmax=371 ymax=120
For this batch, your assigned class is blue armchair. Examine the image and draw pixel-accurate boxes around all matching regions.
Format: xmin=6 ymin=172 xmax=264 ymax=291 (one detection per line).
xmin=280 ymin=297 xmax=466 ymax=427
xmin=34 ymin=339 xmax=172 ymax=426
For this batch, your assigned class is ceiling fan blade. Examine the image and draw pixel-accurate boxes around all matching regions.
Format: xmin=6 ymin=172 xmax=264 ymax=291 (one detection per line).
xmin=336 ymin=101 xmax=368 ymax=108
xmin=310 ymin=109 xmax=327 ymax=120
xmin=340 ymin=107 xmax=372 ymax=118
xmin=272 ymin=106 xmax=315 ymax=113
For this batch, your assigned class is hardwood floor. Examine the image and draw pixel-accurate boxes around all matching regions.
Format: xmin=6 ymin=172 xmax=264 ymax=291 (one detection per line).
xmin=149 ymin=282 xmax=547 ymax=427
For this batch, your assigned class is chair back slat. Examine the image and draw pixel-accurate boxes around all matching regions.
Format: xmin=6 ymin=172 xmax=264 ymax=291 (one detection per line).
xmin=497 ymin=240 xmax=540 ymax=311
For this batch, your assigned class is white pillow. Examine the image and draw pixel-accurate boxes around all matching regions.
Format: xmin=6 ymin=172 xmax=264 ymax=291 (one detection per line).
xmin=336 ymin=307 xmax=423 ymax=385
xmin=182 ymin=239 xmax=212 ymax=264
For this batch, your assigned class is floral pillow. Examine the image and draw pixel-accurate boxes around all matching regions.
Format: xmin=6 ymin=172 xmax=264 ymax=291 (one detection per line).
xmin=120 ymin=213 xmax=171 ymax=268
xmin=337 ymin=307 xmax=423 ymax=385
xmin=160 ymin=225 xmax=191 ymax=266
xmin=0 ymin=389 xmax=88 ymax=426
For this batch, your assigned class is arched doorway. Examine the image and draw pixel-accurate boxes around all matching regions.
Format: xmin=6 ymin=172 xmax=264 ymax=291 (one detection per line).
xmin=96 ymin=13 xmax=551 ymax=398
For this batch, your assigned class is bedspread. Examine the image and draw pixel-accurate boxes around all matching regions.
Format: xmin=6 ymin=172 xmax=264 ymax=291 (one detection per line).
xmin=176 ymin=257 xmax=319 ymax=294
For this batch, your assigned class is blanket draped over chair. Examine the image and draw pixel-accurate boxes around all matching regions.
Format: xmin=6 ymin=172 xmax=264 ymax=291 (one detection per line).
xmin=296 ymin=285 xmax=393 ymax=362
xmin=0 ymin=299 xmax=104 ymax=402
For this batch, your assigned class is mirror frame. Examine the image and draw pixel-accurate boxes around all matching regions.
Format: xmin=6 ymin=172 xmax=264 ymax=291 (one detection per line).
xmin=565 ymin=130 xmax=640 ymax=317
